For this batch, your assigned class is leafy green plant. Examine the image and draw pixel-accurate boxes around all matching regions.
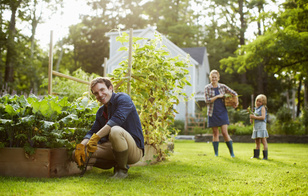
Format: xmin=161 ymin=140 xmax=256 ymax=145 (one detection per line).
xmin=302 ymin=106 xmax=308 ymax=134
xmin=270 ymin=106 xmax=306 ymax=135
xmin=170 ymin=119 xmax=185 ymax=135
xmin=227 ymin=108 xmax=250 ymax=125
xmin=276 ymin=106 xmax=292 ymax=122
xmin=0 ymin=94 xmax=99 ymax=155
xmin=192 ymin=127 xmax=212 ymax=135
xmin=228 ymin=122 xmax=253 ymax=135
xmin=108 ymin=33 xmax=192 ymax=161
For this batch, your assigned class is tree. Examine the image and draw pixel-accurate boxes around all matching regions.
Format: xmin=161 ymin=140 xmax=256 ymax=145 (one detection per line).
xmin=143 ymin=0 xmax=201 ymax=47
xmin=58 ymin=0 xmax=148 ymax=76
xmin=220 ymin=0 xmax=308 ymax=114
xmin=4 ymin=0 xmax=25 ymax=84
xmin=1 ymin=0 xmax=62 ymax=95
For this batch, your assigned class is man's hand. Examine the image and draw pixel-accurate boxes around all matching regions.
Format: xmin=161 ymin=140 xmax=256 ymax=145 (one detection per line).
xmin=75 ymin=144 xmax=86 ymax=166
xmin=87 ymin=133 xmax=101 ymax=153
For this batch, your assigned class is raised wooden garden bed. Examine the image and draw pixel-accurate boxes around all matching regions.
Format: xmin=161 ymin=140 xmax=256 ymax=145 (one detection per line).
xmin=0 ymin=148 xmax=89 ymax=178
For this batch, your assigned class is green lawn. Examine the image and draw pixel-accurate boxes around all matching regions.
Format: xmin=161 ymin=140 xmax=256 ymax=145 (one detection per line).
xmin=0 ymin=141 xmax=307 ymax=195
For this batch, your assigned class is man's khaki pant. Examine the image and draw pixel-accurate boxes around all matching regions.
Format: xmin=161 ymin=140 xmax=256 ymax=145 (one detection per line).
xmin=73 ymin=126 xmax=143 ymax=166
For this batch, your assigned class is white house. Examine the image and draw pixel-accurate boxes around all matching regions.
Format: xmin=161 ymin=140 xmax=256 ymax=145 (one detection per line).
xmin=105 ymin=27 xmax=210 ymax=120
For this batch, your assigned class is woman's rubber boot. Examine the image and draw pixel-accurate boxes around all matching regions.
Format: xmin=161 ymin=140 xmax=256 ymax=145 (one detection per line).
xmin=251 ymin=149 xmax=260 ymax=159
xmin=226 ymin=141 xmax=235 ymax=157
xmin=112 ymin=150 xmax=129 ymax=179
xmin=212 ymin=142 xmax=219 ymax=156
xmin=263 ymin=150 xmax=268 ymax=160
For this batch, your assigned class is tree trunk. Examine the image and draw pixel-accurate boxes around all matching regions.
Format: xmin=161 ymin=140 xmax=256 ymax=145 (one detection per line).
xmin=238 ymin=0 xmax=248 ymax=108
xmin=30 ymin=4 xmax=41 ymax=95
xmin=256 ymin=2 xmax=264 ymax=95
xmin=292 ymin=89 xmax=296 ymax=120
xmin=305 ymin=79 xmax=308 ymax=108
xmin=296 ymin=79 xmax=302 ymax=117
xmin=4 ymin=1 xmax=21 ymax=83
xmin=286 ymin=91 xmax=290 ymax=109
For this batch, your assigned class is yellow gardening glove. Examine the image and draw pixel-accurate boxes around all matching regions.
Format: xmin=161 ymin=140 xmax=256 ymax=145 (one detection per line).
xmin=86 ymin=133 xmax=101 ymax=153
xmin=75 ymin=144 xmax=86 ymax=167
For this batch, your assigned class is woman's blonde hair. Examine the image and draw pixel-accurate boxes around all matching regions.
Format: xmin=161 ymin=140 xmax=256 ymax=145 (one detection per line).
xmin=255 ymin=94 xmax=267 ymax=106
xmin=209 ymin=69 xmax=220 ymax=80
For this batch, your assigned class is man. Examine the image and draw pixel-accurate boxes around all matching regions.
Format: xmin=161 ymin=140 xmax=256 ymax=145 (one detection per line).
xmin=73 ymin=77 xmax=144 ymax=179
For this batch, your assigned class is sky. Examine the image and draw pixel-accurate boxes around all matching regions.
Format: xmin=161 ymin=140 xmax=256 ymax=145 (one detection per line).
xmin=34 ymin=0 xmax=92 ymax=49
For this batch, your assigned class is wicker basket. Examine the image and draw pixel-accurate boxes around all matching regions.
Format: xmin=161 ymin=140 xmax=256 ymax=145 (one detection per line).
xmin=224 ymin=94 xmax=237 ymax=107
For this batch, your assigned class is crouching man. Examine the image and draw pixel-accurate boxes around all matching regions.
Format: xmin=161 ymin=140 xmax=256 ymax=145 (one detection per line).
xmin=73 ymin=77 xmax=144 ymax=179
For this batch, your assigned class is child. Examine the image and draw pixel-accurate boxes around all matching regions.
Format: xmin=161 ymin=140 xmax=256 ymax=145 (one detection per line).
xmin=250 ymin=94 xmax=269 ymax=160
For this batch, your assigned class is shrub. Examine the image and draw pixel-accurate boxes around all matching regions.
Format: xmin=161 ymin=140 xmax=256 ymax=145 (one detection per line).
xmin=228 ymin=122 xmax=253 ymax=135
xmin=227 ymin=108 xmax=250 ymax=125
xmin=302 ymin=107 xmax=308 ymax=134
xmin=281 ymin=120 xmax=304 ymax=135
xmin=170 ymin=120 xmax=184 ymax=135
xmin=269 ymin=106 xmax=307 ymax=135
xmin=276 ymin=107 xmax=292 ymax=122
xmin=193 ymin=127 xmax=212 ymax=135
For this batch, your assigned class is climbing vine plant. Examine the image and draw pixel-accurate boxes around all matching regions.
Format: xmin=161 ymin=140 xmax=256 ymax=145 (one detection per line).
xmin=108 ymin=33 xmax=192 ymax=160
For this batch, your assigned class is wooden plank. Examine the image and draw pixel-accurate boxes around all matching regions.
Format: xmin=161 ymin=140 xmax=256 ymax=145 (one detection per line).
xmin=52 ymin=71 xmax=90 ymax=85
xmin=0 ymin=148 xmax=50 ymax=178
xmin=0 ymin=148 xmax=88 ymax=178
xmin=49 ymin=148 xmax=83 ymax=177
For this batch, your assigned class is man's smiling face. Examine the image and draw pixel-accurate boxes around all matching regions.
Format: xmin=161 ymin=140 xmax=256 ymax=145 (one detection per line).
xmin=92 ymin=82 xmax=113 ymax=105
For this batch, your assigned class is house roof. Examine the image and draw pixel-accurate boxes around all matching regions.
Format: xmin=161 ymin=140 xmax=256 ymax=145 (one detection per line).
xmin=105 ymin=27 xmax=199 ymax=69
xmin=181 ymin=47 xmax=206 ymax=65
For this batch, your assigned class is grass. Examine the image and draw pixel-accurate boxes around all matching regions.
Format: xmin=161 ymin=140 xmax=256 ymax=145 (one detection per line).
xmin=0 ymin=140 xmax=307 ymax=195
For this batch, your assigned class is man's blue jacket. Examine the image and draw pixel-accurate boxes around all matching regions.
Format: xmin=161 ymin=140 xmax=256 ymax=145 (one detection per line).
xmin=84 ymin=92 xmax=144 ymax=154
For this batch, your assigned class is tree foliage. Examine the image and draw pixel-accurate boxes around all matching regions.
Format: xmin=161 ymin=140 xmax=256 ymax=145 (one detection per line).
xmin=145 ymin=0 xmax=202 ymax=47
xmin=220 ymin=0 xmax=308 ymax=111
xmin=1 ymin=0 xmax=307 ymax=117
xmin=221 ymin=0 xmax=308 ymax=77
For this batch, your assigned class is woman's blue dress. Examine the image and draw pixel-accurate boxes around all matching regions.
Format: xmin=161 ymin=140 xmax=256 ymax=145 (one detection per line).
xmin=208 ymin=88 xmax=229 ymax=127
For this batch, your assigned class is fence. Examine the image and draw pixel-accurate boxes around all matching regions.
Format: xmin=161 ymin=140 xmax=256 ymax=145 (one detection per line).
xmin=185 ymin=113 xmax=206 ymax=134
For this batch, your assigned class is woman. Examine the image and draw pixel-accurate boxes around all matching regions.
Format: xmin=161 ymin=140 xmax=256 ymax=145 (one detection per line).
xmin=204 ymin=70 xmax=238 ymax=157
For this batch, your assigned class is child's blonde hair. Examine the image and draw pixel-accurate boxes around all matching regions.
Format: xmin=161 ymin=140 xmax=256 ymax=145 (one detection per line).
xmin=255 ymin=94 xmax=267 ymax=106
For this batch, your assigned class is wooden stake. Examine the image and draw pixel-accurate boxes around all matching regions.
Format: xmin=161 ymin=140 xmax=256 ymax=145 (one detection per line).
xmin=52 ymin=71 xmax=90 ymax=85
xmin=104 ymin=57 xmax=107 ymax=77
xmin=127 ymin=28 xmax=133 ymax=95
xmin=48 ymin=30 xmax=53 ymax=95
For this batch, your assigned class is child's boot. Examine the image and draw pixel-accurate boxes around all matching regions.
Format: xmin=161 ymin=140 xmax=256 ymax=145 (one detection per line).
xmin=212 ymin=141 xmax=219 ymax=156
xmin=226 ymin=140 xmax=235 ymax=157
xmin=251 ymin=149 xmax=260 ymax=159
xmin=263 ymin=150 xmax=268 ymax=160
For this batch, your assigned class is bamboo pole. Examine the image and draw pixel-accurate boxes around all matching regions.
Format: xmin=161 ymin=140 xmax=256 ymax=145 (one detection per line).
xmin=185 ymin=99 xmax=188 ymax=134
xmin=103 ymin=57 xmax=107 ymax=77
xmin=48 ymin=30 xmax=53 ymax=95
xmin=127 ymin=28 xmax=133 ymax=95
xmin=52 ymin=71 xmax=90 ymax=85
